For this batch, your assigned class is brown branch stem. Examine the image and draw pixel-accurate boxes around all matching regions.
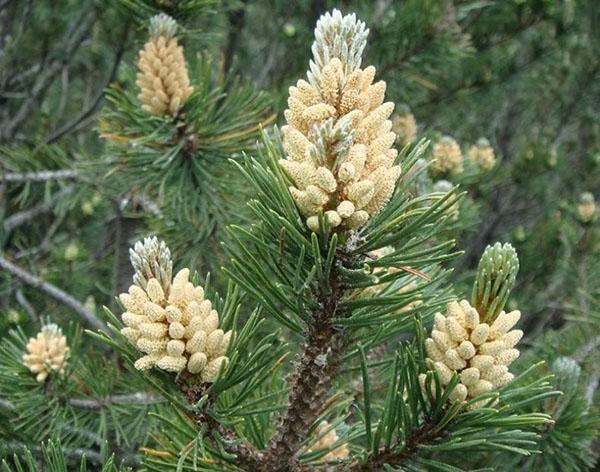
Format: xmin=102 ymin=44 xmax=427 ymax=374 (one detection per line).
xmin=261 ymin=261 xmax=348 ymax=471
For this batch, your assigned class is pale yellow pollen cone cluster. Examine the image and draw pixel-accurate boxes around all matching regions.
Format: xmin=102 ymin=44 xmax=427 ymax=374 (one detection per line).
xmin=22 ymin=324 xmax=69 ymax=383
xmin=120 ymin=268 xmax=231 ymax=382
xmin=578 ymin=192 xmax=596 ymax=224
xmin=136 ymin=14 xmax=193 ymax=117
xmin=308 ymin=420 xmax=349 ymax=461
xmin=419 ymin=300 xmax=522 ymax=409
xmin=468 ymin=138 xmax=496 ymax=171
xmin=431 ymin=136 xmax=463 ymax=175
xmin=280 ymin=9 xmax=401 ymax=232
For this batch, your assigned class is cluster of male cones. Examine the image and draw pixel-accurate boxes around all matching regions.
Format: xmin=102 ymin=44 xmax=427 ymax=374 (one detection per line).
xmin=136 ymin=14 xmax=193 ymax=117
xmin=280 ymin=10 xmax=402 ymax=232
xmin=120 ymin=237 xmax=231 ymax=383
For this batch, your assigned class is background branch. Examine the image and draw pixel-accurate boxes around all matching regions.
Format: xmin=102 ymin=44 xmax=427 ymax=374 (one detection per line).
xmin=2 ymin=186 xmax=73 ymax=234
xmin=0 ymin=5 xmax=98 ymax=142
xmin=0 ymin=169 xmax=81 ymax=183
xmin=0 ymin=253 xmax=108 ymax=333
xmin=67 ymin=392 xmax=162 ymax=409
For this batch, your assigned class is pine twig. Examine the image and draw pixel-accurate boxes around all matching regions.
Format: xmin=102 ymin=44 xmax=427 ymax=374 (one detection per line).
xmin=0 ymin=392 xmax=160 ymax=411
xmin=67 ymin=392 xmax=162 ymax=409
xmin=0 ymin=398 xmax=15 ymax=410
xmin=0 ymin=253 xmax=109 ymax=333
xmin=45 ymin=25 xmax=129 ymax=145
xmin=2 ymin=186 xmax=73 ymax=233
xmin=342 ymin=421 xmax=441 ymax=471
xmin=0 ymin=169 xmax=81 ymax=183
xmin=15 ymin=288 xmax=38 ymax=321
xmin=1 ymin=5 xmax=98 ymax=142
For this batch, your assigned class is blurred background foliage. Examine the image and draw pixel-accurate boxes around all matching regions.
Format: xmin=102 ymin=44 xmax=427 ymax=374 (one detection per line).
xmin=0 ymin=0 xmax=598 ymax=469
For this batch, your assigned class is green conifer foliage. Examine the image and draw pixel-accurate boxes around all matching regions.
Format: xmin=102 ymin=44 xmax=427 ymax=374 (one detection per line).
xmin=0 ymin=1 xmax=598 ymax=471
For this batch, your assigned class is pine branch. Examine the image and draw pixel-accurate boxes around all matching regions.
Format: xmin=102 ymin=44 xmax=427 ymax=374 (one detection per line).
xmin=0 ymin=392 xmax=160 ymax=411
xmin=45 ymin=25 xmax=129 ymax=145
xmin=2 ymin=186 xmax=73 ymax=233
xmin=0 ymin=253 xmax=109 ymax=333
xmin=574 ymin=334 xmax=600 ymax=363
xmin=3 ymin=203 xmax=53 ymax=233
xmin=67 ymin=392 xmax=162 ymax=409
xmin=110 ymin=202 xmax=144 ymax=308
xmin=16 ymin=288 xmax=38 ymax=322
xmin=177 ymin=376 xmax=266 ymax=471
xmin=0 ymin=169 xmax=81 ymax=183
xmin=222 ymin=136 xmax=460 ymax=470
xmin=342 ymin=421 xmax=441 ymax=472
xmin=13 ymin=212 xmax=65 ymax=261
xmin=210 ymin=418 xmax=267 ymax=470
xmin=1 ymin=5 xmax=98 ymax=142
xmin=585 ymin=369 xmax=600 ymax=406
xmin=262 ymin=259 xmax=349 ymax=471
xmin=222 ymin=0 xmax=247 ymax=75
xmin=1 ymin=62 xmax=42 ymax=93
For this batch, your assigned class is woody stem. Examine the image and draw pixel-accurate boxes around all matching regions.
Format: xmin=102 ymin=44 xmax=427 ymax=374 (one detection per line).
xmin=261 ymin=260 xmax=348 ymax=471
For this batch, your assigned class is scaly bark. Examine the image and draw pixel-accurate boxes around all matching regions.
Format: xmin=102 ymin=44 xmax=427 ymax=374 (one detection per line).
xmin=262 ymin=262 xmax=349 ymax=471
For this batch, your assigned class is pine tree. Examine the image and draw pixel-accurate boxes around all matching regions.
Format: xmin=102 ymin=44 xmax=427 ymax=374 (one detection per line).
xmin=1 ymin=1 xmax=599 ymax=471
